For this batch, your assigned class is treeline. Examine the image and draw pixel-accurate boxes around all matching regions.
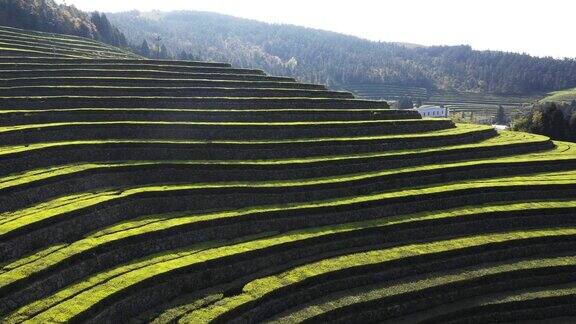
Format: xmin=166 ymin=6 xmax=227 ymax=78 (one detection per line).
xmin=108 ymin=10 xmax=576 ymax=94
xmin=512 ymin=101 xmax=576 ymax=141
xmin=133 ymin=38 xmax=200 ymax=60
xmin=0 ymin=0 xmax=127 ymax=47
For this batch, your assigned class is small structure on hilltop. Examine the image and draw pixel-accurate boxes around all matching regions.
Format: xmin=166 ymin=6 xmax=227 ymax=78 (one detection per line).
xmin=492 ymin=124 xmax=510 ymax=131
xmin=414 ymin=105 xmax=449 ymax=118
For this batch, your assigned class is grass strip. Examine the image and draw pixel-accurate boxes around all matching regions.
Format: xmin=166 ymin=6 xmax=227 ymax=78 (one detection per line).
xmin=0 ymin=130 xmax=554 ymax=190
xmin=2 ymin=166 xmax=575 ymax=237
xmin=2 ymin=198 xmax=575 ymax=296
xmin=10 ymin=228 xmax=575 ymax=323
xmin=272 ymin=256 xmax=576 ymax=323
xmin=0 ymin=124 xmax=489 ymax=156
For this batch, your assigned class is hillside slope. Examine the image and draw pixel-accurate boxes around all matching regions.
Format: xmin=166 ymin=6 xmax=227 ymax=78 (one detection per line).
xmin=0 ymin=0 xmax=128 ymax=47
xmin=541 ymin=88 xmax=576 ymax=104
xmin=1 ymin=26 xmax=576 ymax=323
xmin=0 ymin=25 xmax=137 ymax=58
xmin=108 ymin=10 xmax=576 ymax=95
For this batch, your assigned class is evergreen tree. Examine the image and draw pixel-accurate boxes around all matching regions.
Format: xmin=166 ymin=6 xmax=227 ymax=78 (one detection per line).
xmin=542 ymin=104 xmax=569 ymax=140
xmin=513 ymin=104 xmax=573 ymax=141
xmin=160 ymin=44 xmax=169 ymax=59
xmin=530 ymin=110 xmax=545 ymax=135
xmin=397 ymin=96 xmax=414 ymax=109
xmin=512 ymin=113 xmax=532 ymax=132
xmin=414 ymin=98 xmax=423 ymax=108
xmin=139 ymin=40 xmax=150 ymax=57
xmin=178 ymin=50 xmax=189 ymax=60
xmin=569 ymin=112 xmax=576 ymax=141
xmin=91 ymin=12 xmax=127 ymax=47
xmin=495 ymin=105 xmax=507 ymax=125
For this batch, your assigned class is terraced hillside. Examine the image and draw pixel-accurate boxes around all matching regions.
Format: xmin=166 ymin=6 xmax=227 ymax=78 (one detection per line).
xmin=1 ymin=27 xmax=576 ymax=323
xmin=343 ymin=83 xmax=430 ymax=101
xmin=0 ymin=25 xmax=136 ymax=59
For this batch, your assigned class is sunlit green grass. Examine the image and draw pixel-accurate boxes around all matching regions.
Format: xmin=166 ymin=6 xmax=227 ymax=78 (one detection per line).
xmin=4 ymin=148 xmax=574 ymax=238
xmin=183 ymin=231 xmax=576 ymax=323
xmin=0 ymin=123 xmax=488 ymax=157
xmin=0 ymin=130 xmax=553 ymax=191
xmin=483 ymin=284 xmax=576 ymax=305
xmin=0 ymin=118 xmax=449 ymax=133
xmin=8 ymin=227 xmax=574 ymax=323
xmin=541 ymin=87 xmax=576 ymax=103
xmin=248 ymin=256 xmax=576 ymax=323
xmin=3 ymin=196 xmax=576 ymax=299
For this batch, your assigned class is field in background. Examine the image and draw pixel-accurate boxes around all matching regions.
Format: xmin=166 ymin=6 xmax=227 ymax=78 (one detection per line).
xmin=345 ymin=83 xmax=542 ymax=124
xmin=541 ymin=88 xmax=576 ymax=104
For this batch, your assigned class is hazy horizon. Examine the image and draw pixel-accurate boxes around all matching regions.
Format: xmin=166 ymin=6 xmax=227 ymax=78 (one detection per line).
xmin=56 ymin=0 xmax=575 ymax=59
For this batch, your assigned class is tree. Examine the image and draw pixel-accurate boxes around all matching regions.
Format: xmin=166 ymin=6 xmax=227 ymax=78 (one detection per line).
xmin=530 ymin=110 xmax=545 ymax=135
xmin=494 ymin=105 xmax=507 ymax=125
xmin=160 ymin=44 xmax=169 ymax=59
xmin=78 ymin=23 xmax=91 ymax=38
xmin=542 ymin=104 xmax=569 ymax=140
xmin=90 ymin=12 xmax=127 ymax=47
xmin=513 ymin=104 xmax=573 ymax=141
xmin=139 ymin=39 xmax=150 ymax=57
xmin=178 ymin=50 xmax=190 ymax=60
xmin=512 ymin=113 xmax=532 ymax=132
xmin=414 ymin=98 xmax=423 ymax=108
xmin=397 ymin=96 xmax=414 ymax=109
xmin=569 ymin=112 xmax=576 ymax=141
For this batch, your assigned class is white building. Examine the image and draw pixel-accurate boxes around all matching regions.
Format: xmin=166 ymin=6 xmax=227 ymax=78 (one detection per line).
xmin=414 ymin=105 xmax=448 ymax=118
xmin=492 ymin=124 xmax=510 ymax=131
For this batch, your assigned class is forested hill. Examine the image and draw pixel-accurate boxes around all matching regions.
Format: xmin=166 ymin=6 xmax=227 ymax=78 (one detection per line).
xmin=0 ymin=0 xmax=128 ymax=47
xmin=108 ymin=10 xmax=576 ymax=95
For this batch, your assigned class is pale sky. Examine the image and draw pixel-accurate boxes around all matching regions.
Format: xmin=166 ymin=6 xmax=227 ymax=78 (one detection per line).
xmin=57 ymin=0 xmax=575 ymax=58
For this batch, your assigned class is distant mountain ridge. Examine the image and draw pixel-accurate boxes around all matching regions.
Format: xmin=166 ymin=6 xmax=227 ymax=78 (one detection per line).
xmin=108 ymin=10 xmax=576 ymax=95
